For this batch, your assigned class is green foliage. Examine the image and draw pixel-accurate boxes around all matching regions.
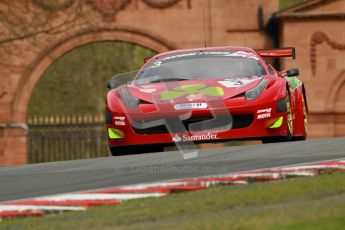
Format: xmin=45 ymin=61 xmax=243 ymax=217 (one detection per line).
xmin=279 ymin=0 xmax=308 ymax=10
xmin=28 ymin=42 xmax=156 ymax=116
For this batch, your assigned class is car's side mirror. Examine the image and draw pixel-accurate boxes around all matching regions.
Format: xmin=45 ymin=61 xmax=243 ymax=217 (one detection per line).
xmin=144 ymin=57 xmax=151 ymax=64
xmin=107 ymin=80 xmax=119 ymax=89
xmin=286 ymin=68 xmax=299 ymax=77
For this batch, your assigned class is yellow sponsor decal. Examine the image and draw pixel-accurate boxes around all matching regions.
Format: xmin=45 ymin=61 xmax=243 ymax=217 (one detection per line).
xmin=161 ymin=84 xmax=224 ymax=101
xmin=108 ymin=128 xmax=124 ymax=139
xmin=269 ymin=116 xmax=284 ymax=128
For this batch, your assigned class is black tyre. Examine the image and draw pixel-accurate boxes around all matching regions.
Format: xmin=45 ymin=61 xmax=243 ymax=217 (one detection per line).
xmin=109 ymin=145 xmax=165 ymax=156
xmin=291 ymin=135 xmax=306 ymax=141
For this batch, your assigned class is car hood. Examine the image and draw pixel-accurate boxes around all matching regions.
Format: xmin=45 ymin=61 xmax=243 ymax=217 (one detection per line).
xmin=126 ymin=76 xmax=263 ymax=104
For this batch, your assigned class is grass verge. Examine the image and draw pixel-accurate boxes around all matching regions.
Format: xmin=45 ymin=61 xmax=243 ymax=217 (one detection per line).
xmin=1 ymin=172 xmax=345 ymax=230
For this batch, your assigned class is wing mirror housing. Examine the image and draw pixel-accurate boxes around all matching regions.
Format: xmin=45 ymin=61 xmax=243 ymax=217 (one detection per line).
xmin=107 ymin=80 xmax=119 ymax=89
xmin=144 ymin=57 xmax=151 ymax=64
xmin=285 ymin=68 xmax=299 ymax=77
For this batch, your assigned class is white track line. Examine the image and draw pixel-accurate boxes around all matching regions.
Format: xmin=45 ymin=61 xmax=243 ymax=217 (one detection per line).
xmin=0 ymin=205 xmax=85 ymax=212
xmin=37 ymin=193 xmax=166 ymax=201
xmin=278 ymin=171 xmax=316 ymax=176
xmin=50 ymin=158 xmax=344 ymax=197
xmin=0 ymin=158 xmax=344 ymax=220
xmin=284 ymin=165 xmax=345 ymax=170
xmin=3 ymin=158 xmax=345 ymax=205
xmin=231 ymin=173 xmax=280 ymax=177
xmin=118 ymin=158 xmax=345 ymax=190
xmin=101 ymin=181 xmax=192 ymax=190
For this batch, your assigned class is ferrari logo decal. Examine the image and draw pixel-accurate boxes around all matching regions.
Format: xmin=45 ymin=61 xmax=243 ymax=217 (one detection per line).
xmin=161 ymin=84 xmax=224 ymax=101
xmin=286 ymin=77 xmax=302 ymax=91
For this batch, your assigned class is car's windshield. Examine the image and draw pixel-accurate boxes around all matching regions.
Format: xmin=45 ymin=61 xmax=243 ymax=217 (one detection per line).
xmin=134 ymin=50 xmax=266 ymax=85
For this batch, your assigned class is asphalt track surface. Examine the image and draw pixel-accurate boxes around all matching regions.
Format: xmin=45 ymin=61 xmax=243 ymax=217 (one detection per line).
xmin=0 ymin=137 xmax=344 ymax=202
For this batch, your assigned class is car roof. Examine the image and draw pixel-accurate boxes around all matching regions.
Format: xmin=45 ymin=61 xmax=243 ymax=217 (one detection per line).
xmin=153 ymin=46 xmax=256 ymax=59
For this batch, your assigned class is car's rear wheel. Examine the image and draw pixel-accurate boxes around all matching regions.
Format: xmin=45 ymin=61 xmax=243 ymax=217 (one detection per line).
xmin=109 ymin=145 xmax=165 ymax=156
xmin=262 ymin=92 xmax=293 ymax=143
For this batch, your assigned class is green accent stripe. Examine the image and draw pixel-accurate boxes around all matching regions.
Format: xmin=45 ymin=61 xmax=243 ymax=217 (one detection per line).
xmin=161 ymin=84 xmax=224 ymax=101
xmin=269 ymin=117 xmax=284 ymax=129
xmin=286 ymin=77 xmax=302 ymax=91
xmin=108 ymin=128 xmax=124 ymax=139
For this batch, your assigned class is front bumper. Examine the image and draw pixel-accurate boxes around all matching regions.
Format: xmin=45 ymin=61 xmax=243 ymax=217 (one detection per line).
xmin=106 ymin=98 xmax=289 ymax=147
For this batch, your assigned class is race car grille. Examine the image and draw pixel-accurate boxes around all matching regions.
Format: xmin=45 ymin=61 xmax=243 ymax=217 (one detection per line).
xmin=132 ymin=114 xmax=254 ymax=134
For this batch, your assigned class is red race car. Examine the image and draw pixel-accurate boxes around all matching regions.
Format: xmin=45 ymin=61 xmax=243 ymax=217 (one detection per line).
xmin=105 ymin=46 xmax=308 ymax=155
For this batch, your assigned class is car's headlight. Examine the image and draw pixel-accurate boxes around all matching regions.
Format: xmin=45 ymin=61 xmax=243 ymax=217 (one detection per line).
xmin=245 ymin=79 xmax=269 ymax=101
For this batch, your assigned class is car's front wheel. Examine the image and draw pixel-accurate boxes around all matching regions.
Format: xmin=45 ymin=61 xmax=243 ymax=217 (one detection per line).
xmin=262 ymin=93 xmax=293 ymax=143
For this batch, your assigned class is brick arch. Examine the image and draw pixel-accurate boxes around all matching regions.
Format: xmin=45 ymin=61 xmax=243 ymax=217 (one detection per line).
xmin=325 ymin=70 xmax=345 ymax=112
xmin=11 ymin=28 xmax=176 ymax=123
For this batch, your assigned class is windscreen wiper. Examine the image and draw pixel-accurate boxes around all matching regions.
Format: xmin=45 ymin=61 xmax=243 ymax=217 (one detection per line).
xmin=148 ymin=77 xmax=189 ymax=84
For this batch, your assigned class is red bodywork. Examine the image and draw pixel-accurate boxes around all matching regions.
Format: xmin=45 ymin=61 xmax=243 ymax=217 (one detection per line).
xmin=105 ymin=46 xmax=307 ymax=148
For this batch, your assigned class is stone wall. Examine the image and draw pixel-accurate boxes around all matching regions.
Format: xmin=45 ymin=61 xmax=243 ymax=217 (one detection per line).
xmin=278 ymin=0 xmax=345 ymax=138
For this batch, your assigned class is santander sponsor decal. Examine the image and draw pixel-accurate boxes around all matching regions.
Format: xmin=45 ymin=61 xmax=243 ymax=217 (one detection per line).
xmin=172 ymin=132 xmax=218 ymax=142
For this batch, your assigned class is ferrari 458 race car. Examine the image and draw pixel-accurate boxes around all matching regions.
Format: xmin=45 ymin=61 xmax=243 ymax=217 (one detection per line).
xmin=105 ymin=46 xmax=308 ymax=155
